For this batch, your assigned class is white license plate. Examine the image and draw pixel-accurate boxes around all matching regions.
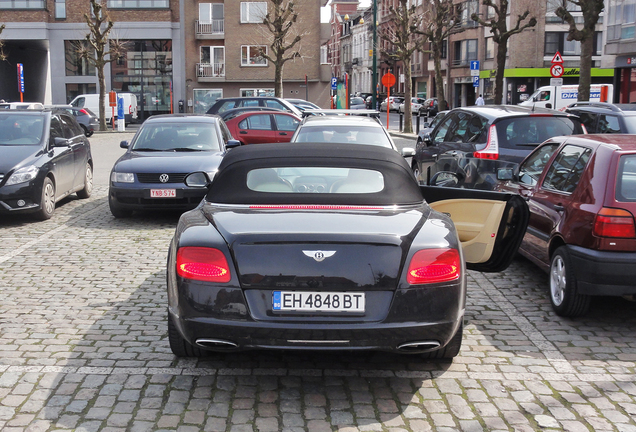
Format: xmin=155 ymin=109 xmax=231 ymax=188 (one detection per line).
xmin=272 ymin=291 xmax=365 ymax=312
xmin=150 ymin=189 xmax=176 ymax=198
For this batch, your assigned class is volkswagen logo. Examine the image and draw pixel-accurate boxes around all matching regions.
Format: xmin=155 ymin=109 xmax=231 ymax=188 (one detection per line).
xmin=159 ymin=174 xmax=169 ymax=183
xmin=302 ymin=250 xmax=336 ymax=262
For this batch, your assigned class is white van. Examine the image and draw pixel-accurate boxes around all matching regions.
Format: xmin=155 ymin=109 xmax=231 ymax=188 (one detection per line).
xmin=70 ymin=93 xmax=138 ymax=124
xmin=519 ymin=84 xmax=613 ymax=111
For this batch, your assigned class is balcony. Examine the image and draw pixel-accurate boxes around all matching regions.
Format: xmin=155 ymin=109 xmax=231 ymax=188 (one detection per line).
xmin=196 ymin=63 xmax=225 ymax=82
xmin=196 ymin=20 xmax=224 ymax=39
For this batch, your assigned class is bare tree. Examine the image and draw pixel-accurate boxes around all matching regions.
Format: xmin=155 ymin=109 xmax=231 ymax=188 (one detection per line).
xmin=258 ymin=0 xmax=306 ymax=98
xmin=472 ymin=1 xmax=536 ymax=104
xmin=554 ymin=0 xmax=604 ymax=102
xmin=0 ymin=24 xmax=7 ymax=62
xmin=379 ymin=0 xmax=427 ymax=133
xmin=79 ymin=0 xmax=128 ymax=131
xmin=421 ymin=0 xmax=463 ymax=112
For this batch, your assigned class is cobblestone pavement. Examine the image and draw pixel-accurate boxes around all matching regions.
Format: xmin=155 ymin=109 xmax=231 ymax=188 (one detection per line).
xmin=1 ymin=185 xmax=635 ymax=432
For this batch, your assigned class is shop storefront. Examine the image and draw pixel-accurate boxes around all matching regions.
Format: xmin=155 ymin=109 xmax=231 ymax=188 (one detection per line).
xmin=614 ymin=56 xmax=636 ymax=103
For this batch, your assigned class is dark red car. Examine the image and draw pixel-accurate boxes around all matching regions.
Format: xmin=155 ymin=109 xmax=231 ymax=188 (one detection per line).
xmin=497 ymin=135 xmax=636 ymax=317
xmin=224 ymin=111 xmax=300 ymax=145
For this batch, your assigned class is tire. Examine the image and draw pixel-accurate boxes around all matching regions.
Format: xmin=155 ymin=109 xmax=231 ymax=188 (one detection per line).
xmin=109 ymin=194 xmax=133 ymax=218
xmin=422 ymin=321 xmax=463 ymax=360
xmin=76 ymin=163 xmax=93 ymax=199
xmin=549 ymin=246 xmax=591 ymax=317
xmin=35 ymin=177 xmax=56 ymax=220
xmin=168 ymin=313 xmax=208 ymax=357
xmin=80 ymin=124 xmax=93 ymax=137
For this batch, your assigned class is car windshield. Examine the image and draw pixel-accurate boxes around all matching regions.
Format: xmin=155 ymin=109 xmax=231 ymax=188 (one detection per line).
xmin=496 ymin=116 xmax=583 ymax=148
xmin=131 ymin=123 xmax=221 ymax=151
xmin=350 ymin=97 xmax=365 ymax=105
xmin=0 ymin=113 xmax=44 ymax=145
xmin=617 ymin=154 xmax=636 ymax=202
xmin=293 ymin=125 xmax=392 ymax=148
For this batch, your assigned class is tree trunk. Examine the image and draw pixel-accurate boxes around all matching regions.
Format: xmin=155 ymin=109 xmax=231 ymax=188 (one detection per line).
xmin=274 ymin=58 xmax=284 ymax=98
xmin=403 ymin=57 xmax=412 ymax=133
xmin=494 ymin=39 xmax=507 ymax=105
xmin=577 ymin=34 xmax=594 ymax=102
xmin=433 ymin=43 xmax=447 ymax=112
xmin=97 ymin=62 xmax=107 ymax=131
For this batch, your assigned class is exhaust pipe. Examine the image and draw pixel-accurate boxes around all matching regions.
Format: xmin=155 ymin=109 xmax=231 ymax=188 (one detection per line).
xmin=195 ymin=338 xmax=239 ymax=349
xmin=397 ymin=341 xmax=440 ymax=352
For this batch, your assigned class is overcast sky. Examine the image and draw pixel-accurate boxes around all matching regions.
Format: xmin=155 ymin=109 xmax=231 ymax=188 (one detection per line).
xmin=321 ymin=0 xmax=372 ymax=22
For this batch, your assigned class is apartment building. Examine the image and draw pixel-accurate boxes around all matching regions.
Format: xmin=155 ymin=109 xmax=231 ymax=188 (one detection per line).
xmin=186 ymin=0 xmax=329 ymax=112
xmin=0 ymin=0 xmax=183 ymax=118
xmin=605 ymin=0 xmax=636 ymax=103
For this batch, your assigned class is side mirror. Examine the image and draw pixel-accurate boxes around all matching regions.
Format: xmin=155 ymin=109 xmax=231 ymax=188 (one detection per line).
xmin=120 ymin=140 xmax=129 ymax=149
xmin=497 ymin=168 xmax=515 ymax=181
xmin=184 ymin=172 xmax=212 ymax=188
xmin=53 ymin=137 xmax=70 ymax=147
xmin=423 ymin=135 xmax=432 ymax=146
xmin=226 ymin=139 xmax=241 ymax=149
xmin=429 ymin=171 xmax=463 ymax=188
xmin=401 ymin=147 xmax=415 ymax=158
xmin=422 ymin=122 xmax=430 ymax=128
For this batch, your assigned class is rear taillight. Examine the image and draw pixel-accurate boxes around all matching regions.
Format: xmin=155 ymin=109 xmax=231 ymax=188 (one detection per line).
xmin=593 ymin=208 xmax=636 ymax=238
xmin=473 ymin=124 xmax=499 ymax=160
xmin=406 ymin=249 xmax=461 ymax=285
xmin=176 ymin=247 xmax=231 ymax=282
xmin=129 ymin=105 xmax=132 ymax=114
xmin=80 ymin=109 xmax=89 ymax=115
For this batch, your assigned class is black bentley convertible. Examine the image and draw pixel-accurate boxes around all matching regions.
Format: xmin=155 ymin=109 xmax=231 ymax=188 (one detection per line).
xmin=167 ymin=143 xmax=528 ymax=360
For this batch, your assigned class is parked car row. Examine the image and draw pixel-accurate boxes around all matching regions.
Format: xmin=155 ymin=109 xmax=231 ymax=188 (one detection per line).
xmin=418 ymin=102 xmax=636 ymax=317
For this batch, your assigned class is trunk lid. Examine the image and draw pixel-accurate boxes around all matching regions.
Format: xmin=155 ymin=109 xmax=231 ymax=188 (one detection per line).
xmin=206 ymin=206 xmax=425 ymax=291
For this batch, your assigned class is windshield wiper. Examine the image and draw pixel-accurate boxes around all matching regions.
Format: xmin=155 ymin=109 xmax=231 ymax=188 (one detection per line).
xmin=167 ymin=148 xmax=204 ymax=152
xmin=133 ymin=147 xmax=163 ymax=152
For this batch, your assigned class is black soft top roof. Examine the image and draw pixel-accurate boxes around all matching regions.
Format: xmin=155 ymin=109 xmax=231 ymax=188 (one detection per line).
xmin=205 ymin=143 xmax=424 ymax=206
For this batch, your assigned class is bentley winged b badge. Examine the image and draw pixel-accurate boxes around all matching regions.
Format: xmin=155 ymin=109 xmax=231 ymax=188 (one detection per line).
xmin=302 ymin=250 xmax=336 ymax=262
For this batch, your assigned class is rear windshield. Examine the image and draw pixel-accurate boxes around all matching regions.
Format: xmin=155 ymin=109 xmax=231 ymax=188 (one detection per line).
xmin=247 ymin=167 xmax=385 ymax=194
xmin=0 ymin=113 xmax=44 ymax=145
xmin=131 ymin=123 xmax=221 ymax=151
xmin=293 ymin=125 xmax=392 ymax=148
xmin=496 ymin=116 xmax=583 ymax=149
xmin=616 ymin=155 xmax=636 ymax=202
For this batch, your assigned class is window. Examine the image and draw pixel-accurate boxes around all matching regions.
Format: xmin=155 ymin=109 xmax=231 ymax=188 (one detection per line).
xmin=198 ymin=3 xmax=224 ymax=34
xmin=107 ymin=0 xmax=168 ymax=7
xmin=0 ymin=0 xmax=45 ymax=8
xmin=65 ymin=41 xmax=96 ymax=76
xmin=461 ymin=0 xmax=479 ymax=27
xmin=616 ymin=155 xmax=636 ymax=201
xmin=545 ymin=32 xmax=602 ymax=56
xmin=55 ymin=0 xmax=65 ymax=18
xmin=238 ymin=114 xmax=273 ymax=131
xmin=543 ymin=145 xmax=591 ymax=193
xmin=199 ymin=46 xmax=225 ymax=77
xmin=485 ymin=37 xmax=494 ymax=59
xmin=320 ymin=46 xmax=328 ymax=64
xmin=241 ymin=2 xmax=267 ymax=23
xmin=246 ymin=168 xmax=384 ymax=194
xmin=518 ymin=143 xmax=560 ymax=186
xmin=241 ymin=89 xmax=274 ymax=97
xmin=241 ymin=45 xmax=267 ymax=66
xmin=453 ymin=39 xmax=477 ymax=66
xmin=597 ymin=114 xmax=621 ymax=133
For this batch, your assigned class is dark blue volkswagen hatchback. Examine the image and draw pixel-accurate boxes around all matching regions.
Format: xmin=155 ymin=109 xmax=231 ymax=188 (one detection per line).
xmin=108 ymin=114 xmax=240 ymax=217
xmin=0 ymin=109 xmax=93 ymax=220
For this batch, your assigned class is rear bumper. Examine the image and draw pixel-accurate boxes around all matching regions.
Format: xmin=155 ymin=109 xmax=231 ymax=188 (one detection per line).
xmin=568 ymin=244 xmax=636 ymax=296
xmin=168 ymin=281 xmax=465 ymax=354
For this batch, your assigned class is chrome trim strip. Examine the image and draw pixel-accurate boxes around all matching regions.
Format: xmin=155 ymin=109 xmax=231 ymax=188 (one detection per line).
xmin=287 ymin=340 xmax=350 ymax=344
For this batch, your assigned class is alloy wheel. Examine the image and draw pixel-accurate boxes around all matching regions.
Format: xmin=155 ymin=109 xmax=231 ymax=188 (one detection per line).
xmin=43 ymin=182 xmax=55 ymax=215
xmin=550 ymin=255 xmax=566 ymax=306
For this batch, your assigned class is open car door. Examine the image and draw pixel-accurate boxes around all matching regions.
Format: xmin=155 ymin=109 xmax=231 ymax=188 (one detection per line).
xmin=420 ymin=185 xmax=529 ymax=272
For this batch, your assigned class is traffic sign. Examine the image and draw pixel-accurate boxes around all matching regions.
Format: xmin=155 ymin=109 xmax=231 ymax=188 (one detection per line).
xmin=550 ymin=63 xmax=564 ymax=78
xmin=381 ymin=72 xmax=396 ymax=88
xmin=331 ymin=77 xmax=338 ymax=90
xmin=550 ymin=78 xmax=563 ymax=86
xmin=470 ymin=60 xmax=480 ymax=70
xmin=551 ymin=51 xmax=563 ymax=63
xmin=470 ymin=69 xmax=479 ymax=77
xmin=472 ymin=76 xmax=479 ymax=87
xmin=17 ymin=63 xmax=24 ymax=93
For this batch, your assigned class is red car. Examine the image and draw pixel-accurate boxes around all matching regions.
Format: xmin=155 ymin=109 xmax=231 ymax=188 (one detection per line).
xmin=224 ymin=111 xmax=300 ymax=145
xmin=497 ymin=135 xmax=636 ymax=317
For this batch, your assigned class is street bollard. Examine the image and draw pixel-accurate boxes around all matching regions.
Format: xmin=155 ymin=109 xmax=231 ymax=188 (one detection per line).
xmin=415 ymin=113 xmax=420 ymax=135
xmin=399 ymin=113 xmax=403 ymax=132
